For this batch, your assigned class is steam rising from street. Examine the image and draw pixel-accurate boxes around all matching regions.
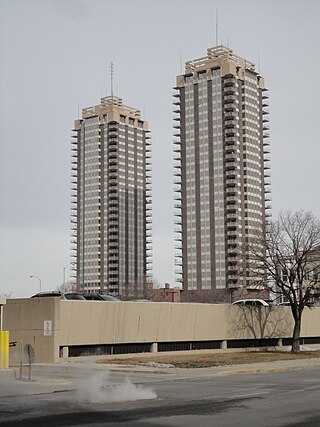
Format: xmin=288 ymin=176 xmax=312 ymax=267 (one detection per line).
xmin=75 ymin=369 xmax=157 ymax=403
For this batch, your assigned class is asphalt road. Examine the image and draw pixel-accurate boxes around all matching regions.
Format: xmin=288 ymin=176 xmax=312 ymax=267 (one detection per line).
xmin=1 ymin=361 xmax=320 ymax=426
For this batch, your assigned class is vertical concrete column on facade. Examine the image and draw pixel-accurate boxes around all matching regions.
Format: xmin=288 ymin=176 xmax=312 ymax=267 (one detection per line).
xmin=62 ymin=346 xmax=69 ymax=358
xmin=99 ymin=123 xmax=105 ymax=292
xmin=151 ymin=343 xmax=158 ymax=353
xmin=220 ymin=340 xmax=227 ymax=350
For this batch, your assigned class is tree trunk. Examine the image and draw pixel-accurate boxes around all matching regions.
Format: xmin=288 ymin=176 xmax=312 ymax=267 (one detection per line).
xmin=291 ymin=318 xmax=301 ymax=353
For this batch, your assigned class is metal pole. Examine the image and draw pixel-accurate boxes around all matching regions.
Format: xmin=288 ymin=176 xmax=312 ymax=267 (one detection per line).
xmin=30 ymin=275 xmax=42 ymax=293
xmin=63 ymin=264 xmax=69 ymax=288
xmin=0 ymin=305 xmax=3 ymax=331
xmin=19 ymin=343 xmax=22 ymax=380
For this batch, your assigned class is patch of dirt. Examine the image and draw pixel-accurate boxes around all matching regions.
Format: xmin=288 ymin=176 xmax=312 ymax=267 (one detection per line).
xmin=97 ymin=350 xmax=320 ymax=369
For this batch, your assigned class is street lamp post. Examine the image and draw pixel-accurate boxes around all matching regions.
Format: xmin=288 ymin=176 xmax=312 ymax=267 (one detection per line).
xmin=63 ymin=264 xmax=70 ymax=289
xmin=30 ymin=275 xmax=42 ymax=293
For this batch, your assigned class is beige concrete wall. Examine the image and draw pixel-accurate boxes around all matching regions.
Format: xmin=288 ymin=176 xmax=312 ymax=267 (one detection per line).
xmin=4 ymin=298 xmax=59 ymax=363
xmin=57 ymin=302 xmax=229 ymax=345
xmin=58 ymin=302 xmax=297 ymax=344
xmin=226 ymin=305 xmax=294 ymax=340
xmin=4 ymin=298 xmax=320 ymax=363
xmin=301 ymin=307 xmax=320 ymax=336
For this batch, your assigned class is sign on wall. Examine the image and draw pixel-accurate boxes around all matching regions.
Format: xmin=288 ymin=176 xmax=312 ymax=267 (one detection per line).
xmin=43 ymin=320 xmax=52 ymax=336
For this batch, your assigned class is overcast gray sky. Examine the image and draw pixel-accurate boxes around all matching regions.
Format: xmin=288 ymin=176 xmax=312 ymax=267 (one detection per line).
xmin=1 ymin=0 xmax=319 ymax=297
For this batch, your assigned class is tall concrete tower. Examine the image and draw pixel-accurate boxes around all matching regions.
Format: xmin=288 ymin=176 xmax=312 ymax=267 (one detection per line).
xmin=71 ymin=96 xmax=152 ymax=298
xmin=174 ymin=46 xmax=271 ymax=302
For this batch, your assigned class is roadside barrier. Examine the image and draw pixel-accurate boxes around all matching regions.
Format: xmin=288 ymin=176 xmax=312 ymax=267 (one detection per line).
xmin=0 ymin=331 xmax=9 ymax=369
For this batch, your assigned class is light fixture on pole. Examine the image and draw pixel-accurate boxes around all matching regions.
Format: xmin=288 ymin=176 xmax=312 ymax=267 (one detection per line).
xmin=62 ymin=264 xmax=70 ymax=288
xmin=30 ymin=275 xmax=42 ymax=293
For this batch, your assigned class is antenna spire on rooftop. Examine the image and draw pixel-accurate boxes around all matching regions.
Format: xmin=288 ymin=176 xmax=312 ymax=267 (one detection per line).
xmin=110 ymin=62 xmax=114 ymax=98
xmin=215 ymin=9 xmax=219 ymax=46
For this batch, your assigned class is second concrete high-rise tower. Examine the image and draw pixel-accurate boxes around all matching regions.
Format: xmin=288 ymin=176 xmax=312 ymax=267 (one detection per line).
xmin=71 ymin=96 xmax=151 ymax=298
xmin=174 ymin=46 xmax=271 ymax=302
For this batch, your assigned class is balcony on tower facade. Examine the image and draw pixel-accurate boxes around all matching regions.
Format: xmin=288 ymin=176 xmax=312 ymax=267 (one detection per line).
xmin=228 ymin=265 xmax=239 ymax=274
xmin=224 ymin=87 xmax=237 ymax=96
xmin=226 ymin=177 xmax=238 ymax=186
xmin=226 ymin=188 xmax=236 ymax=197
xmin=227 ymin=226 xmax=238 ymax=238
xmin=228 ymin=246 xmax=238 ymax=256
xmin=225 ymin=103 xmax=238 ymax=112
xmin=263 ymin=146 xmax=270 ymax=154
xmin=224 ymin=95 xmax=238 ymax=102
xmin=225 ymin=136 xmax=238 ymax=144
xmin=226 ymin=201 xmax=238 ymax=212
xmin=225 ymin=161 xmax=238 ymax=171
xmin=225 ymin=128 xmax=239 ymax=137
xmin=109 ymin=207 xmax=118 ymax=213
xmin=228 ymin=275 xmax=239 ymax=282
xmin=225 ymin=119 xmax=238 ymax=127
xmin=108 ymin=263 xmax=118 ymax=269
xmin=227 ymin=220 xmax=238 ymax=230
xmin=108 ymin=226 xmax=118 ymax=233
xmin=225 ymin=145 xmax=239 ymax=155
xmin=226 ymin=215 xmax=238 ymax=225
xmin=226 ymin=192 xmax=239 ymax=203
xmin=109 ymin=248 xmax=119 ymax=255
xmin=227 ymin=238 xmax=238 ymax=247
xmin=226 ymin=170 xmax=237 ymax=180
xmin=225 ymin=152 xmax=239 ymax=159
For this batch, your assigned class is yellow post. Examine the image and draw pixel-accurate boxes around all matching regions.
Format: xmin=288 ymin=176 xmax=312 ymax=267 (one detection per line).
xmin=0 ymin=332 xmax=3 ymax=369
xmin=0 ymin=331 xmax=9 ymax=369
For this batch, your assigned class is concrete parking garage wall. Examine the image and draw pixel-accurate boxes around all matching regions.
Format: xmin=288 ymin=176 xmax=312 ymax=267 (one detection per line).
xmin=4 ymin=298 xmax=59 ymax=363
xmin=4 ymin=298 xmax=320 ymax=363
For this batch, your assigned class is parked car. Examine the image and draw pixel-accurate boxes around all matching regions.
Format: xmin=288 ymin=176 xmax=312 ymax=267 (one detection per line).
xmin=277 ymin=301 xmax=291 ymax=306
xmin=31 ymin=291 xmax=86 ymax=300
xmin=83 ymin=293 xmax=119 ymax=301
xmin=277 ymin=301 xmax=318 ymax=308
xmin=232 ymin=299 xmax=269 ymax=307
xmin=64 ymin=293 xmax=86 ymax=300
xmin=31 ymin=291 xmax=62 ymax=298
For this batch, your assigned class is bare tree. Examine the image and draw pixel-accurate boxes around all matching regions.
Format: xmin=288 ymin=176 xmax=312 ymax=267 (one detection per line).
xmin=0 ymin=292 xmax=12 ymax=299
xmin=146 ymin=276 xmax=162 ymax=289
xmin=249 ymin=210 xmax=320 ymax=353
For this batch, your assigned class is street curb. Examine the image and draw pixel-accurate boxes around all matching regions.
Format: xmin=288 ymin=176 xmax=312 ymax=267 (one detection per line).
xmin=99 ymin=358 xmax=320 ymax=375
xmin=223 ymin=367 xmax=286 ymax=375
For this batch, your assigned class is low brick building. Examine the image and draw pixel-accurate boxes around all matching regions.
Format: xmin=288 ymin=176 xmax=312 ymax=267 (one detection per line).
xmin=146 ymin=283 xmax=181 ymax=302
